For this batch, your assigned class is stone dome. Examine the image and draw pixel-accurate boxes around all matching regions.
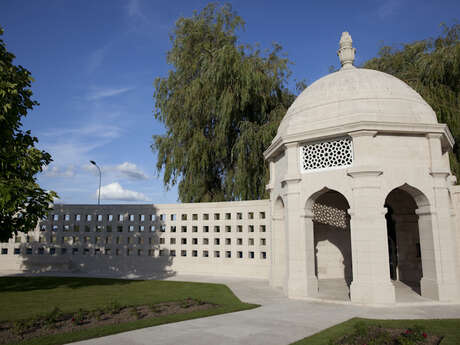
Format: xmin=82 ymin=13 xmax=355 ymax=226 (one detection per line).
xmin=275 ymin=33 xmax=438 ymax=141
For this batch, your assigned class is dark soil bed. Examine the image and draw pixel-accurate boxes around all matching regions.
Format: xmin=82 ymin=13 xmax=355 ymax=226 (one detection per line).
xmin=334 ymin=324 xmax=443 ymax=345
xmin=0 ymin=298 xmax=216 ymax=345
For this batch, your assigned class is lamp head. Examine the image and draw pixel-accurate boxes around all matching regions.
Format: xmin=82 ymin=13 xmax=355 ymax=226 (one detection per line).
xmin=90 ymin=160 xmax=96 ymax=165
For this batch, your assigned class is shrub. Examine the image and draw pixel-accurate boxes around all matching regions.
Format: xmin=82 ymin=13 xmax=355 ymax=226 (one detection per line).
xmin=397 ymin=325 xmax=428 ymax=344
xmin=43 ymin=307 xmax=64 ymax=328
xmin=106 ymin=300 xmax=123 ymax=315
xmin=150 ymin=305 xmax=163 ymax=313
xmin=12 ymin=320 xmax=29 ymax=336
xmin=129 ymin=307 xmax=141 ymax=320
xmin=71 ymin=309 xmax=85 ymax=326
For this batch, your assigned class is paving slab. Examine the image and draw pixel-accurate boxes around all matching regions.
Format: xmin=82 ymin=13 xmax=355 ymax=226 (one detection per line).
xmin=67 ymin=275 xmax=460 ymax=345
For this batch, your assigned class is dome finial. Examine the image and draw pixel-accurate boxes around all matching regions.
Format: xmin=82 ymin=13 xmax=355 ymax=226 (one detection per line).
xmin=337 ymin=32 xmax=356 ymax=70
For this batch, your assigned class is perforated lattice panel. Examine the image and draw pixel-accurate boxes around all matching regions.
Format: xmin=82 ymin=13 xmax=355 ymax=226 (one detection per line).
xmin=301 ymin=137 xmax=353 ymax=172
xmin=312 ymin=203 xmax=348 ymax=229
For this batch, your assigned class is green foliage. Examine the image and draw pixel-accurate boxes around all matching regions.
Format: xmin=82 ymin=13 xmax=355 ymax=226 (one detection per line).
xmin=43 ymin=307 xmax=64 ymax=328
xmin=12 ymin=319 xmax=31 ymax=336
xmin=363 ymin=23 xmax=460 ymax=181
xmin=292 ymin=318 xmax=450 ymax=345
xmin=152 ymin=3 xmax=297 ymax=202
xmin=71 ymin=309 xmax=85 ymax=326
xmin=129 ymin=306 xmax=141 ymax=320
xmin=106 ymin=300 xmax=123 ymax=315
xmin=352 ymin=320 xmax=368 ymax=337
xmin=396 ymin=325 xmax=428 ymax=344
xmin=0 ymin=26 xmax=56 ymax=241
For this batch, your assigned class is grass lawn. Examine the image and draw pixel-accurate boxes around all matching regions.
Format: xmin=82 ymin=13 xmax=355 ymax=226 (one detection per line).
xmin=0 ymin=276 xmax=258 ymax=345
xmin=290 ymin=317 xmax=460 ymax=345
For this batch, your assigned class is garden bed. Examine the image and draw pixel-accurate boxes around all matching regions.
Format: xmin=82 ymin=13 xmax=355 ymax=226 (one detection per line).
xmin=333 ymin=322 xmax=442 ymax=345
xmin=0 ymin=298 xmax=216 ymax=345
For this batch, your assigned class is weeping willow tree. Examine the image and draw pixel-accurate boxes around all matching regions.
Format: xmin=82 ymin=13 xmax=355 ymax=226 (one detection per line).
xmin=152 ymin=3 xmax=297 ymax=202
xmin=364 ymin=23 xmax=460 ymax=181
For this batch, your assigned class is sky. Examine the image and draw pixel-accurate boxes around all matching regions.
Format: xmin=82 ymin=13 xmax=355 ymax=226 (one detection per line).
xmin=1 ymin=0 xmax=459 ymax=205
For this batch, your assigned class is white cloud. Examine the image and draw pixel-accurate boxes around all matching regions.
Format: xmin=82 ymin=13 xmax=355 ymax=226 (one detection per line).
xmin=83 ymin=162 xmax=148 ymax=181
xmin=88 ymin=46 xmax=107 ymax=74
xmin=126 ymin=0 xmax=144 ymax=19
xmin=98 ymin=182 xmax=149 ymax=201
xmin=87 ymin=87 xmax=134 ymax=101
xmin=115 ymin=162 xmax=148 ymax=180
xmin=42 ymin=123 xmax=122 ymax=140
xmin=376 ymin=0 xmax=401 ymax=19
xmin=43 ymin=165 xmax=76 ymax=178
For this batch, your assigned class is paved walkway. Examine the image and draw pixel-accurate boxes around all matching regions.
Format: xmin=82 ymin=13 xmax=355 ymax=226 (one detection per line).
xmin=69 ymin=275 xmax=460 ymax=345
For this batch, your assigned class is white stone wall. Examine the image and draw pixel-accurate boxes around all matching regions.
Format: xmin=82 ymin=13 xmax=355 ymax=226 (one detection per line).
xmin=452 ymin=185 xmax=460 ymax=286
xmin=0 ymin=200 xmax=271 ymax=279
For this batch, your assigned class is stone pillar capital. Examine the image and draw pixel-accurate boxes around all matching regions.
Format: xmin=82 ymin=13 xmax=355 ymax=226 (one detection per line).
xmin=347 ymin=166 xmax=383 ymax=178
xmin=281 ymin=174 xmax=301 ymax=184
xmin=429 ymin=170 xmax=450 ymax=179
xmin=283 ymin=142 xmax=298 ymax=150
xmin=300 ymin=209 xmax=314 ymax=219
xmin=415 ymin=205 xmax=436 ymax=216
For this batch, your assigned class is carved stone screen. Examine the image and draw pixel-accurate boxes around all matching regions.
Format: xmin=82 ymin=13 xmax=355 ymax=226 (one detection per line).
xmin=312 ymin=203 xmax=348 ymax=229
xmin=300 ymin=137 xmax=353 ymax=172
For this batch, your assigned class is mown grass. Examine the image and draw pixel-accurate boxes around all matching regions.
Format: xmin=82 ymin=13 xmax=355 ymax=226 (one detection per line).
xmin=0 ymin=276 xmax=258 ymax=345
xmin=290 ymin=317 xmax=460 ymax=345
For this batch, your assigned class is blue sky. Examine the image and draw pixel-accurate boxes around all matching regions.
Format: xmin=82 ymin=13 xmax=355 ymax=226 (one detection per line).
xmin=1 ymin=0 xmax=459 ymax=204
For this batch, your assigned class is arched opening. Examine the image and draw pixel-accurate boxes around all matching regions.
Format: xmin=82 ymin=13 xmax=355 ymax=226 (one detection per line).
xmin=385 ymin=186 xmax=424 ymax=297
xmin=309 ymin=189 xmax=352 ymax=301
xmin=270 ymin=197 xmax=286 ymax=290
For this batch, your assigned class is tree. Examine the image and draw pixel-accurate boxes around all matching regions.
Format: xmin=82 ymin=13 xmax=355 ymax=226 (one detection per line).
xmin=0 ymin=27 xmax=56 ymax=241
xmin=363 ymin=23 xmax=460 ymax=182
xmin=152 ymin=3 xmax=298 ymax=202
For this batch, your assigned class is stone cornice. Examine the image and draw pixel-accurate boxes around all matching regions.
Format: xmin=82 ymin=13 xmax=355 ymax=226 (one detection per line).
xmin=347 ymin=165 xmax=383 ymax=178
xmin=264 ymin=121 xmax=454 ymax=160
xmin=280 ymin=173 xmax=302 ymax=184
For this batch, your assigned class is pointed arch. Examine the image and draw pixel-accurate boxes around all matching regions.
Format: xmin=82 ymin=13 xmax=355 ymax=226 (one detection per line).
xmin=384 ymin=183 xmax=437 ymax=299
xmin=273 ymin=196 xmax=285 ymax=219
xmin=304 ymin=187 xmax=353 ymax=300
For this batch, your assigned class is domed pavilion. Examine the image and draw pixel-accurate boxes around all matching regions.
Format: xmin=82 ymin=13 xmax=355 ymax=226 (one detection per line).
xmin=264 ymin=32 xmax=459 ymax=304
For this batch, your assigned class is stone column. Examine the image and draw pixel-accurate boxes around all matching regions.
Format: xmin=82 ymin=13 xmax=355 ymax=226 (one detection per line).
xmin=416 ymin=205 xmax=441 ymax=300
xmin=270 ymin=210 xmax=285 ymax=289
xmin=449 ymin=183 xmax=460 ymax=294
xmin=392 ymin=214 xmax=421 ymax=287
xmin=347 ymin=175 xmax=396 ymax=304
xmin=347 ymin=131 xmax=395 ymax=304
xmin=425 ymin=134 xmax=459 ymax=301
xmin=266 ymin=160 xmax=275 ymax=192
xmin=282 ymin=189 xmax=318 ymax=298
xmin=301 ymin=209 xmax=319 ymax=297
xmin=281 ymin=142 xmax=313 ymax=298
xmin=267 ymin=159 xmax=280 ymax=288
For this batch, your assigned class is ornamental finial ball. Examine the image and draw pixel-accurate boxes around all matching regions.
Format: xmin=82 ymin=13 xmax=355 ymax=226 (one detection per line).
xmin=337 ymin=32 xmax=356 ymax=70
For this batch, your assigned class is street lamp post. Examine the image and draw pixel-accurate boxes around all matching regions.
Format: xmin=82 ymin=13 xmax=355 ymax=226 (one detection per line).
xmin=90 ymin=160 xmax=101 ymax=205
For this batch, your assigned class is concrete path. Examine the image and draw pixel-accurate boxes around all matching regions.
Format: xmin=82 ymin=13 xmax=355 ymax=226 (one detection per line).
xmin=69 ymin=275 xmax=460 ymax=345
